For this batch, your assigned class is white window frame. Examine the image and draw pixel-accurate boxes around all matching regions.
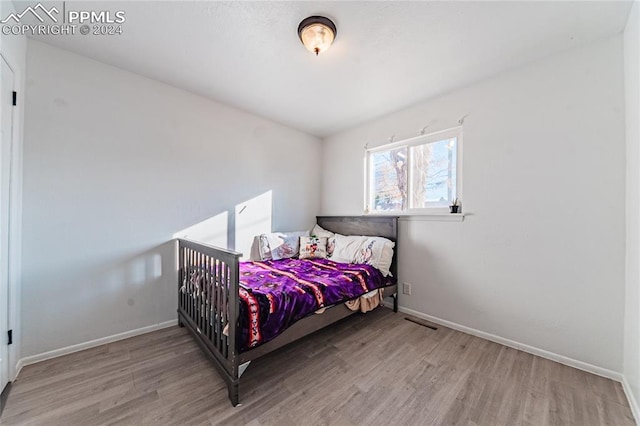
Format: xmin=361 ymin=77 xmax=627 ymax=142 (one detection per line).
xmin=364 ymin=126 xmax=463 ymax=215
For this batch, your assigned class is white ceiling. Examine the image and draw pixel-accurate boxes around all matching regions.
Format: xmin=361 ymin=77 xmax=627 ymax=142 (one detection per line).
xmin=27 ymin=1 xmax=632 ymax=137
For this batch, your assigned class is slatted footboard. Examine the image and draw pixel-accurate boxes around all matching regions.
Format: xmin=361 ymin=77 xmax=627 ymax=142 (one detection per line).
xmin=177 ymin=239 xmax=242 ymax=405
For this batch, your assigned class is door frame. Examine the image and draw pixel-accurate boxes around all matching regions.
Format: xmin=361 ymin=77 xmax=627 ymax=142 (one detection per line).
xmin=0 ymin=54 xmax=11 ymax=395
xmin=0 ymin=52 xmax=22 ymax=383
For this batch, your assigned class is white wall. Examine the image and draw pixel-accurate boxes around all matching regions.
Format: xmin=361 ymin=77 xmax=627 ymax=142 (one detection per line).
xmin=624 ymin=0 xmax=640 ymax=420
xmin=21 ymin=40 xmax=321 ymax=358
xmin=0 ymin=0 xmax=26 ymax=380
xmin=322 ymin=36 xmax=626 ymax=373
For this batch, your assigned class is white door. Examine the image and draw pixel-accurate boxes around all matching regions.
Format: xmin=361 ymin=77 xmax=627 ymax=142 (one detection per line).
xmin=0 ymin=56 xmax=14 ymax=393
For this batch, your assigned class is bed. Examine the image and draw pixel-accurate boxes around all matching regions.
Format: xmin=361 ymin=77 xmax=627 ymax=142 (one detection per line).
xmin=176 ymin=215 xmax=399 ymax=406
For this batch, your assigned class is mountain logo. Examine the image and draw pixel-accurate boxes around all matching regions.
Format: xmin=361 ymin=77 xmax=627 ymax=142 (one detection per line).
xmin=1 ymin=3 xmax=59 ymax=24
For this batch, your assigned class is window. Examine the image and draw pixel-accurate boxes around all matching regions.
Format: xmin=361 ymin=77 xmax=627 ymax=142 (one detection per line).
xmin=365 ymin=127 xmax=462 ymax=214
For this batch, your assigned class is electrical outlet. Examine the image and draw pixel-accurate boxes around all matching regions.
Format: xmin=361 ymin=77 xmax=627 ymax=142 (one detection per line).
xmin=402 ymin=282 xmax=412 ymax=295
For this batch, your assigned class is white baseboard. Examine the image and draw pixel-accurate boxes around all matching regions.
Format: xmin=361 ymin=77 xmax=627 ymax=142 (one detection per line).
xmin=15 ymin=319 xmax=178 ymax=376
xmin=385 ymin=302 xmax=623 ymax=382
xmin=622 ymin=375 xmax=640 ymax=425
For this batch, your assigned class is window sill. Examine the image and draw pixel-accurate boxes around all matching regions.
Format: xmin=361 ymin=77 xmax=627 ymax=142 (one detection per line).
xmin=400 ymin=213 xmax=465 ymax=222
xmin=365 ymin=212 xmax=466 ymax=222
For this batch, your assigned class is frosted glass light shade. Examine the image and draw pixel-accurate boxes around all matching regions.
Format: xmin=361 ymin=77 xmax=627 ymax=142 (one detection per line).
xmin=298 ymin=16 xmax=337 ymax=56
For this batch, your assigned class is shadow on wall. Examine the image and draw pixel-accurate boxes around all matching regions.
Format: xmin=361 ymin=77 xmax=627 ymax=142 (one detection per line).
xmin=173 ymin=190 xmax=273 ymax=260
xmin=102 ymin=243 xmax=167 ymax=290
xmin=34 ymin=240 xmax=180 ymax=348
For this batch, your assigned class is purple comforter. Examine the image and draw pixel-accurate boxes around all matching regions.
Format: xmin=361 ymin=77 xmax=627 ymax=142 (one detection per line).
xmin=238 ymin=258 xmax=393 ymax=352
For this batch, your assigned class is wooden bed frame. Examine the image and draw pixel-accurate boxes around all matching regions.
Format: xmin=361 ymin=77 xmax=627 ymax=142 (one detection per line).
xmin=176 ymin=215 xmax=399 ymax=406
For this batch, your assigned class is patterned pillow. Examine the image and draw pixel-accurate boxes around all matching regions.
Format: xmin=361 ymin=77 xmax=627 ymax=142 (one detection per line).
xmin=355 ymin=237 xmax=395 ymax=277
xmin=299 ymin=236 xmax=328 ymax=259
xmin=258 ymin=234 xmax=274 ymax=260
xmin=331 ymin=234 xmax=395 ymax=277
xmin=258 ymin=231 xmax=310 ymax=260
xmin=311 ymin=224 xmax=336 ymax=257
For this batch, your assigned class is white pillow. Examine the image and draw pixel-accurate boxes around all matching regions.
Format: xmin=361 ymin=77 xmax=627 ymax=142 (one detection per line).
xmin=379 ymin=241 xmax=395 ymax=277
xmin=249 ymin=236 xmax=263 ymax=260
xmin=331 ymin=234 xmax=366 ymax=264
xmin=311 ymin=224 xmax=335 ymax=238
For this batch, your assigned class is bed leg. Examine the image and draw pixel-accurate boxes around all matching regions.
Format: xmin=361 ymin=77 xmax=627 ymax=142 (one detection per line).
xmin=229 ymin=380 xmax=239 ymax=407
xmin=393 ymin=293 xmax=398 ymax=313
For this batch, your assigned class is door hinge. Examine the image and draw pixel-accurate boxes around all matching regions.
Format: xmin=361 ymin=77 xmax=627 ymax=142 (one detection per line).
xmin=12 ymin=91 xmax=16 ymax=106
xmin=7 ymin=330 xmax=12 ymax=345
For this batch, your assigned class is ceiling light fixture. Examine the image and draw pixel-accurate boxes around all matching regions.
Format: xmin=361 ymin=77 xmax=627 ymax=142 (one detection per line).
xmin=298 ymin=16 xmax=337 ymax=56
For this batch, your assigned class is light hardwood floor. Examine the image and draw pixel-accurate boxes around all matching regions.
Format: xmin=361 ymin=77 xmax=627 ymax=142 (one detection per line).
xmin=1 ymin=308 xmax=635 ymax=425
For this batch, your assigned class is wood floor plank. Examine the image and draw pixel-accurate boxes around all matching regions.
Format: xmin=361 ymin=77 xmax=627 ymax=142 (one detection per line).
xmin=1 ymin=308 xmax=635 ymax=425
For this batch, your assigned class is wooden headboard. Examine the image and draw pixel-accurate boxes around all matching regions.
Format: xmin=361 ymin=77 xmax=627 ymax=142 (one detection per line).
xmin=316 ymin=215 xmax=398 ymax=278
